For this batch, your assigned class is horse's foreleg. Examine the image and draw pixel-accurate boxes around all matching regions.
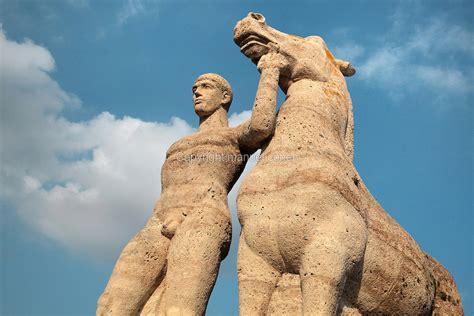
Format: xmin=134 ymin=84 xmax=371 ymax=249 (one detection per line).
xmin=238 ymin=233 xmax=282 ymax=315
xmin=300 ymin=203 xmax=367 ymax=315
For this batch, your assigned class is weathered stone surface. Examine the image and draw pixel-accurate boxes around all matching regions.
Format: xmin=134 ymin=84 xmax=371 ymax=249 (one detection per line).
xmin=234 ymin=12 xmax=463 ymax=315
xmin=97 ymin=66 xmax=287 ymax=315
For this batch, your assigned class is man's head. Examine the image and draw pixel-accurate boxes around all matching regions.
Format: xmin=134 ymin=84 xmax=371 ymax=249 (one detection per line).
xmin=193 ymin=73 xmax=233 ymax=117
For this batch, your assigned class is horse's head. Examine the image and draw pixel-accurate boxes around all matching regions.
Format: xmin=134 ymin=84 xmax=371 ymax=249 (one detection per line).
xmin=234 ymin=12 xmax=355 ymax=91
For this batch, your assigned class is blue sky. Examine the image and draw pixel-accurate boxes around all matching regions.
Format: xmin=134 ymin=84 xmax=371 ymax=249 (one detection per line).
xmin=0 ymin=0 xmax=472 ymax=315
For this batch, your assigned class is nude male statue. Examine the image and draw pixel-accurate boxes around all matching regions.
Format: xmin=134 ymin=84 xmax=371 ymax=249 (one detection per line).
xmin=97 ymin=52 xmax=288 ymax=316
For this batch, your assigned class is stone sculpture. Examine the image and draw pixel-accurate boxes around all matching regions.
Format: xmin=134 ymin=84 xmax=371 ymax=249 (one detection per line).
xmin=97 ymin=63 xmax=288 ymax=315
xmin=233 ymin=12 xmax=463 ymax=315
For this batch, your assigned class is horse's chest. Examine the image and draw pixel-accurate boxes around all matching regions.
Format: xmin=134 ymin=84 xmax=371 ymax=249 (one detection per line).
xmin=273 ymin=96 xmax=347 ymax=148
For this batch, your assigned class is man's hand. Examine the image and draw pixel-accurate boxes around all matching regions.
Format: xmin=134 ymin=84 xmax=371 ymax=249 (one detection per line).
xmin=257 ymin=52 xmax=290 ymax=73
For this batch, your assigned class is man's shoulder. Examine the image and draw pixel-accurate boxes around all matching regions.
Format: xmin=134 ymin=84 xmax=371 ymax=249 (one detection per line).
xmin=172 ymin=128 xmax=240 ymax=149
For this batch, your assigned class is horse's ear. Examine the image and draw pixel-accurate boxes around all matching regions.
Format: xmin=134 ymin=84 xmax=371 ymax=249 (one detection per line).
xmin=305 ymin=35 xmax=324 ymax=44
xmin=305 ymin=36 xmax=356 ymax=77
xmin=335 ymin=59 xmax=356 ymax=77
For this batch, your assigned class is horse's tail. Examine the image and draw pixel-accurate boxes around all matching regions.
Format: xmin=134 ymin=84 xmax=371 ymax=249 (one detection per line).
xmin=426 ymin=254 xmax=464 ymax=315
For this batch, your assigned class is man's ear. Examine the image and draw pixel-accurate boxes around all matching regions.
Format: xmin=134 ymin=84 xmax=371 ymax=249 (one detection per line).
xmin=222 ymin=91 xmax=231 ymax=105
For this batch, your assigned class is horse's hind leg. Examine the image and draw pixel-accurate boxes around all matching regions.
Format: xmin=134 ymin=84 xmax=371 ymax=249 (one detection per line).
xmin=238 ymin=233 xmax=282 ymax=315
xmin=300 ymin=200 xmax=367 ymax=315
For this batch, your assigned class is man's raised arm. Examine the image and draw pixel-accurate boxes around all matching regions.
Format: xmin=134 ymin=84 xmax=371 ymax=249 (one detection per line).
xmin=237 ymin=53 xmax=288 ymax=151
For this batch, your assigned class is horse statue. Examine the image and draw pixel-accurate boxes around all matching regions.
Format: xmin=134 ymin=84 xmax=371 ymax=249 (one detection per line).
xmin=234 ymin=12 xmax=463 ymax=315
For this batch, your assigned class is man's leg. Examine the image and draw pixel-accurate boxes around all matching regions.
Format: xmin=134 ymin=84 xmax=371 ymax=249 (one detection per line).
xmin=97 ymin=214 xmax=169 ymax=316
xmin=157 ymin=209 xmax=231 ymax=316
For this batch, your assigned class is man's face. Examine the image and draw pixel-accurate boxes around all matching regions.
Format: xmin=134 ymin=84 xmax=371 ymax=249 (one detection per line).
xmin=192 ymin=79 xmax=225 ymax=117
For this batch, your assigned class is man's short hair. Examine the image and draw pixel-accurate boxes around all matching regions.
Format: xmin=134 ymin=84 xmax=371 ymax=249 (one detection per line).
xmin=194 ymin=73 xmax=233 ymax=110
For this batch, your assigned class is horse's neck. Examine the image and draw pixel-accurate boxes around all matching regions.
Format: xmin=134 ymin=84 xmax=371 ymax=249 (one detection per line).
xmin=276 ymin=79 xmax=353 ymax=160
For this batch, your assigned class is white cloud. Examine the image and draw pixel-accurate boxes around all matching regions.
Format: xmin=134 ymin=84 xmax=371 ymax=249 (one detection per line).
xmin=414 ymin=66 xmax=471 ymax=94
xmin=358 ymin=47 xmax=404 ymax=85
xmin=353 ymin=14 xmax=473 ymax=99
xmin=12 ymin=114 xmax=193 ymax=260
xmin=228 ymin=110 xmax=251 ymax=127
xmin=332 ymin=43 xmax=365 ymax=64
xmin=117 ymin=0 xmax=160 ymax=26
xmin=0 ymin=28 xmax=256 ymax=260
xmin=407 ymin=20 xmax=474 ymax=56
xmin=0 ymin=29 xmax=194 ymax=259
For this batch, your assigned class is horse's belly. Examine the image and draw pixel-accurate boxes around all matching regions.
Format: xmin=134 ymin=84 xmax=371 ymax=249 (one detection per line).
xmin=350 ymin=232 xmax=435 ymax=315
xmin=238 ymin=154 xmax=364 ymax=205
